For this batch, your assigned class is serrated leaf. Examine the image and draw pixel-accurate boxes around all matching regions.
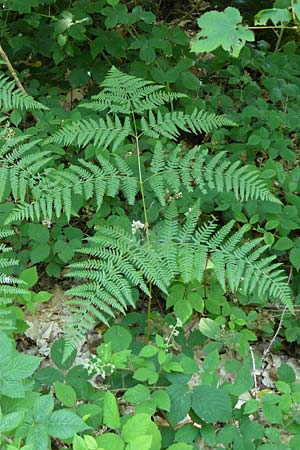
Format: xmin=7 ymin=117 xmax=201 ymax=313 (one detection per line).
xmin=48 ymin=410 xmax=90 ymax=439
xmin=26 ymin=424 xmax=49 ymax=450
xmin=54 ymin=381 xmax=77 ymax=407
xmin=192 ymin=385 xmax=232 ymax=422
xmin=103 ymin=391 xmax=120 ymax=429
xmin=199 ymin=318 xmax=222 ymax=340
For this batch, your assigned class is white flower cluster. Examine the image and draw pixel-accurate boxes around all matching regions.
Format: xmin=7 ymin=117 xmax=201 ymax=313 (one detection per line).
xmin=84 ymin=357 xmax=115 ymax=380
xmin=131 ymin=220 xmax=145 ymax=235
xmin=165 ymin=317 xmax=183 ymax=348
xmin=184 ymin=207 xmax=193 ymax=216
xmin=165 ymin=189 xmax=183 ymax=203
xmin=2 ymin=127 xmax=15 ymax=140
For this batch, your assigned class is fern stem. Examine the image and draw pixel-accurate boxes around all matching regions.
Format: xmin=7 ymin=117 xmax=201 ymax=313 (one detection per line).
xmin=0 ymin=45 xmax=27 ymax=95
xmin=131 ymin=107 xmax=152 ymax=342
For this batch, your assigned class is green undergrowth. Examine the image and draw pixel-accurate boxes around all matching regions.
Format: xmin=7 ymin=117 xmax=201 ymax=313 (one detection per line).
xmin=0 ymin=0 xmax=300 ymax=449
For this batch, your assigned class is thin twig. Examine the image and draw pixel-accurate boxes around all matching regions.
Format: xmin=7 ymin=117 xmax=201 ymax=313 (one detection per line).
xmin=0 ymin=45 xmax=27 ymax=94
xmin=250 ymin=345 xmax=259 ymax=400
xmin=262 ymin=265 xmax=293 ymax=361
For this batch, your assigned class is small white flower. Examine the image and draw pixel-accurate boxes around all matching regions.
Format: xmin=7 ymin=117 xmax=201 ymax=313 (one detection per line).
xmin=131 ymin=220 xmax=145 ymax=235
xmin=2 ymin=276 xmax=11 ymax=283
xmin=175 ymin=192 xmax=183 ymax=199
xmin=184 ymin=207 xmax=193 ymax=216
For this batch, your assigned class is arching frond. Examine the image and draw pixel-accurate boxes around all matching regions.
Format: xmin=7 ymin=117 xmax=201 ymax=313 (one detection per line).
xmin=80 ymin=66 xmax=187 ymax=115
xmin=141 ymin=109 xmax=236 ymax=139
xmin=50 ymin=116 xmax=132 ymax=151
xmin=0 ymin=74 xmax=47 ymax=111
xmin=0 ymin=228 xmax=28 ymax=332
xmin=146 ymin=144 xmax=281 ymax=205
xmin=6 ymin=157 xmax=138 ymax=223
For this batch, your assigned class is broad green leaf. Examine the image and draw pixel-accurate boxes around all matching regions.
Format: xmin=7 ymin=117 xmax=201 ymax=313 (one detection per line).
xmin=277 ymin=363 xmax=295 ymax=383
xmin=73 ymin=434 xmax=100 ymax=450
xmin=0 ymin=411 xmax=24 ymax=432
xmin=96 ymin=433 xmax=125 ymax=450
xmin=125 ymin=435 xmax=152 ymax=450
xmin=54 ymin=381 xmax=77 ymax=407
xmin=30 ymin=243 xmax=51 ymax=264
xmin=139 ymin=345 xmax=158 ymax=358
xmin=203 ymin=349 xmax=219 ymax=372
xmin=72 ymin=435 xmax=89 ymax=450
xmin=28 ymin=223 xmax=50 ymax=243
xmin=4 ymin=353 xmax=42 ymax=379
xmin=123 ymin=384 xmax=150 ymax=403
xmin=103 ymin=391 xmax=120 ymax=429
xmin=273 ymin=237 xmax=294 ymax=250
xmin=34 ymin=291 xmax=52 ymax=303
xmin=199 ymin=318 xmax=221 ymax=340
xmin=244 ymin=399 xmax=260 ymax=414
xmin=19 ymin=266 xmax=38 ymax=288
xmin=262 ymin=404 xmax=283 ymax=424
xmin=290 ymin=247 xmax=300 ymax=271
xmin=254 ymin=8 xmax=291 ymax=25
xmin=0 ymin=331 xmax=14 ymax=365
xmin=174 ymin=299 xmax=193 ymax=324
xmin=104 ymin=325 xmax=132 ymax=351
xmin=192 ymin=385 xmax=232 ymax=422
xmin=166 ymin=384 xmax=191 ymax=426
xmin=121 ymin=414 xmax=161 ymax=450
xmin=216 ymin=424 xmax=239 ymax=444
xmin=33 ymin=394 xmax=54 ymax=424
xmin=35 ymin=367 xmax=64 ymax=386
xmin=26 ymin=424 xmax=49 ymax=450
xmin=191 ymin=7 xmax=254 ymax=57
xmin=48 ymin=410 xmax=90 ymax=439
xmin=151 ymin=390 xmax=170 ymax=412
xmin=133 ymin=368 xmax=159 ymax=384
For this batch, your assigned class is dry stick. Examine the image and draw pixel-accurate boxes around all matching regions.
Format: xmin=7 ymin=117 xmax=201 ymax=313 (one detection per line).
xmin=0 ymin=45 xmax=27 ymax=94
xmin=262 ymin=265 xmax=293 ymax=361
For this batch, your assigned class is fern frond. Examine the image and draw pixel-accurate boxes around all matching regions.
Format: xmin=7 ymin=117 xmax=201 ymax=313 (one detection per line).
xmin=202 ymin=223 xmax=293 ymax=310
xmin=0 ymin=134 xmax=52 ymax=203
xmin=0 ymin=74 xmax=47 ymax=111
xmin=63 ymin=225 xmax=172 ymax=355
xmin=141 ymin=109 xmax=235 ymax=139
xmin=6 ymin=157 xmax=138 ymax=223
xmin=50 ymin=116 xmax=132 ymax=151
xmin=80 ymin=66 xmax=187 ymax=115
xmin=146 ymin=145 xmax=280 ymax=205
xmin=0 ymin=228 xmax=28 ymax=332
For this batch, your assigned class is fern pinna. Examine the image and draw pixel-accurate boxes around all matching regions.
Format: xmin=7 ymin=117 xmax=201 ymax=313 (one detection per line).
xmin=0 ymin=229 xmax=28 ymax=332
xmin=0 ymin=68 xmax=292 ymax=355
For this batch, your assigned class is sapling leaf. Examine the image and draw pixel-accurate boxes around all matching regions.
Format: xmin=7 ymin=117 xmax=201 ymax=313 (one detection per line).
xmin=191 ymin=7 xmax=254 ymax=57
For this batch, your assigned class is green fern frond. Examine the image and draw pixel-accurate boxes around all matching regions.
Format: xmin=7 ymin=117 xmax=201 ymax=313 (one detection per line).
xmin=81 ymin=66 xmax=186 ymax=115
xmin=0 ymin=134 xmax=52 ymax=203
xmin=6 ymin=157 xmax=138 ymax=223
xmin=141 ymin=109 xmax=235 ymax=139
xmin=0 ymin=74 xmax=47 ymax=111
xmin=202 ymin=223 xmax=293 ymax=310
xmin=63 ymin=225 xmax=171 ymax=354
xmin=50 ymin=116 xmax=132 ymax=150
xmin=146 ymin=145 xmax=280 ymax=205
xmin=0 ymin=228 xmax=28 ymax=332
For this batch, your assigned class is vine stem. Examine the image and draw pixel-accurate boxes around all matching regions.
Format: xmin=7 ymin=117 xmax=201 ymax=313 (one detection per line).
xmin=0 ymin=45 xmax=27 ymax=95
xmin=131 ymin=108 xmax=153 ymax=343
